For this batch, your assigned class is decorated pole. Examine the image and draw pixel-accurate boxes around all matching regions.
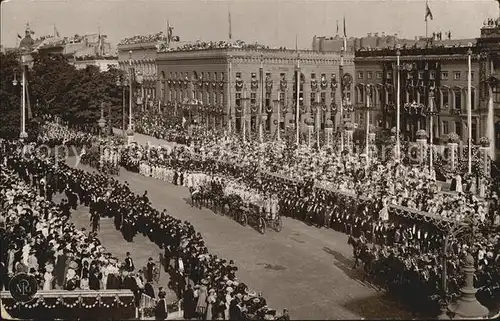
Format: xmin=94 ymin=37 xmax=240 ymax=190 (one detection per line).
xmin=295 ymin=56 xmax=301 ymax=145
xmin=339 ymin=50 xmax=345 ymax=151
xmin=467 ymin=46 xmax=473 ymax=174
xmin=316 ymin=92 xmax=320 ymax=148
xmin=396 ymin=44 xmax=401 ymax=160
xmin=259 ymin=56 xmax=264 ymax=143
xmin=365 ymin=84 xmax=371 ymax=162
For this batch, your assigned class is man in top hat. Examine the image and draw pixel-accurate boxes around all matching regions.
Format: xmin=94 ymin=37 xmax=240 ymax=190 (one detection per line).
xmin=124 ymin=252 xmax=134 ymax=272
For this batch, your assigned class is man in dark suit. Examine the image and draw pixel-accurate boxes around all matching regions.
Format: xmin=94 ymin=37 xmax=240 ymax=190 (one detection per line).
xmin=124 ymin=252 xmax=134 ymax=272
xmin=154 ymin=291 xmax=168 ymax=320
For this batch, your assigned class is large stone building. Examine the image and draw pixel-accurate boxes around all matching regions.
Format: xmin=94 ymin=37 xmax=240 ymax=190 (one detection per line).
xmin=117 ymin=37 xmax=355 ymax=135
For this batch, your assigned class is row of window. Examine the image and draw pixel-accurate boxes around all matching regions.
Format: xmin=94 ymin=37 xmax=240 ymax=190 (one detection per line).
xmin=357 ymin=71 xmax=475 ymax=81
xmin=354 ymin=86 xmax=479 ymax=110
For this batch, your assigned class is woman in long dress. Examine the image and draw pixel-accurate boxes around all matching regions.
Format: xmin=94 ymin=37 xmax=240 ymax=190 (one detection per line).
xmin=206 ymin=289 xmax=216 ymax=320
xmin=196 ymin=281 xmax=208 ymax=318
xmin=43 ymin=264 xmax=54 ymax=291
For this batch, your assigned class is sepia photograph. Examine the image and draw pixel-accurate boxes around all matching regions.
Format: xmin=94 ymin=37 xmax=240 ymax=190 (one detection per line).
xmin=0 ymin=0 xmax=499 ymax=319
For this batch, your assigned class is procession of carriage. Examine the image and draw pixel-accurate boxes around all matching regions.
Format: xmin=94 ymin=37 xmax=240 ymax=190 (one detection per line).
xmin=189 ymin=183 xmax=283 ymax=235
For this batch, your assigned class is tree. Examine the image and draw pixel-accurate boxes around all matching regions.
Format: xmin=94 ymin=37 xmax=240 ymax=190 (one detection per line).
xmin=28 ymin=53 xmax=125 ymax=127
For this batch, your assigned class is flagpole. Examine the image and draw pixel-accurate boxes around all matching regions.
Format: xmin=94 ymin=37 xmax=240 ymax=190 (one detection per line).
xmin=425 ymin=0 xmax=428 ymax=38
xmin=296 ymin=56 xmax=301 ymax=146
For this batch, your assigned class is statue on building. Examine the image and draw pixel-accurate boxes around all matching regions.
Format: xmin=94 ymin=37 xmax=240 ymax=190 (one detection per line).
xmin=19 ymin=23 xmax=35 ymax=51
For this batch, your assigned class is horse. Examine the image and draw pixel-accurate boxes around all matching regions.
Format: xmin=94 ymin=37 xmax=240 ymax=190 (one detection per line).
xmin=189 ymin=186 xmax=202 ymax=209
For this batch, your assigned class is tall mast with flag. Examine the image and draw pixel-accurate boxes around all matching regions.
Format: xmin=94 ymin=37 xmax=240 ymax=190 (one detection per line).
xmin=228 ymin=5 xmax=232 ymax=41
xmin=343 ymin=16 xmax=347 ymax=52
xmin=425 ymin=0 xmax=434 ymax=39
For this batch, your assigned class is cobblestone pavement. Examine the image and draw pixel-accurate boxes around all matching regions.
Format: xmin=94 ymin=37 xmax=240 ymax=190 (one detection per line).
xmin=68 ymin=154 xmax=415 ymax=320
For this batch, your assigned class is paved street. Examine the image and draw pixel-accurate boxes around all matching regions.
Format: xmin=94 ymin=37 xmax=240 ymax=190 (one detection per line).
xmin=68 ymin=156 xmax=414 ymax=320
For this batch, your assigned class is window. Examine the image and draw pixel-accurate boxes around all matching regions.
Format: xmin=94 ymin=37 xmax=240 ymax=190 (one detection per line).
xmin=418 ymin=71 xmax=424 ymax=80
xmin=358 ymin=71 xmax=364 ymax=79
xmin=455 ymin=121 xmax=462 ymax=137
xmin=331 ymin=92 xmax=335 ymax=99
xmin=386 ymin=71 xmax=392 ymax=79
xmin=454 ymin=90 xmax=462 ymax=109
xmin=472 ymin=123 xmax=477 ymax=143
xmin=310 ymin=92 xmax=316 ymax=105
xmin=236 ymin=72 xmax=241 ymax=78
xmin=367 ymin=72 xmax=373 ymax=79
xmin=219 ymin=93 xmax=224 ymax=104
xmin=471 ymin=89 xmax=475 ymax=109
xmin=265 ymin=92 xmax=271 ymax=107
xmin=220 ymin=73 xmax=225 ymax=81
xmin=320 ymin=92 xmax=326 ymax=103
xmin=442 ymin=90 xmax=449 ymax=107
xmin=430 ymin=71 xmax=436 ymax=80
xmin=251 ymin=92 xmax=256 ymax=105
xmin=280 ymin=72 xmax=286 ymax=80
xmin=357 ymin=87 xmax=364 ymax=103
xmin=454 ymin=72 xmax=461 ymax=80
xmin=442 ymin=71 xmax=449 ymax=80
xmin=251 ymin=73 xmax=257 ymax=78
xmin=443 ymin=121 xmax=449 ymax=135
xmin=213 ymin=93 xmax=217 ymax=104
xmin=311 ymin=73 xmax=316 ymax=79
xmin=494 ymin=85 xmax=500 ymax=103
xmin=279 ymin=92 xmax=285 ymax=102
xmin=376 ymin=72 xmax=382 ymax=79
xmin=236 ymin=93 xmax=241 ymax=107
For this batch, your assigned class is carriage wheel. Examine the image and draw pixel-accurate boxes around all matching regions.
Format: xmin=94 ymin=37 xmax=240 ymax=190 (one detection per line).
xmin=275 ymin=216 xmax=283 ymax=232
xmin=258 ymin=217 xmax=266 ymax=234
xmin=240 ymin=212 xmax=248 ymax=226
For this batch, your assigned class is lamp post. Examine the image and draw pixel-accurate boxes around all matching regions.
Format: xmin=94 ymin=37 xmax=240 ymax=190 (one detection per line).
xmin=241 ymin=87 xmax=250 ymax=142
xmin=273 ymin=98 xmax=281 ymax=141
xmin=98 ymin=103 xmax=106 ymax=138
xmin=116 ymin=76 xmax=129 ymax=138
xmin=127 ymin=51 xmax=134 ymax=142
xmin=396 ymin=44 xmax=402 ymax=161
xmin=15 ymin=52 xmax=32 ymax=141
xmin=428 ymin=85 xmax=438 ymax=170
xmin=365 ymin=84 xmax=372 ymax=161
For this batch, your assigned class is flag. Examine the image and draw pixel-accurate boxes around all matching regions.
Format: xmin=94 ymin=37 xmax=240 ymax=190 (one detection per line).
xmin=425 ymin=3 xmax=433 ymax=21
xmin=17 ymin=34 xmax=22 ymax=39
xmin=228 ymin=10 xmax=232 ymax=40
xmin=343 ymin=16 xmax=346 ymax=38
xmin=343 ymin=16 xmax=347 ymax=51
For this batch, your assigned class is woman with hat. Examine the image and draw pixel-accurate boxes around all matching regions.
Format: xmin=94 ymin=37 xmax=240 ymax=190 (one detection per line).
xmin=196 ymin=279 xmax=208 ymax=319
xmin=206 ymin=288 xmax=217 ymax=320
xmin=154 ymin=290 xmax=169 ymax=320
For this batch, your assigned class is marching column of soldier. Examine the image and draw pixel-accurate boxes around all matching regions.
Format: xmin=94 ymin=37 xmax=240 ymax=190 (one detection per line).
xmin=2 ymin=140 xmax=282 ymax=320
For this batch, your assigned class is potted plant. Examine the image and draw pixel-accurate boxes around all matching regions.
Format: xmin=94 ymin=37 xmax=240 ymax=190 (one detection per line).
xmin=344 ymin=122 xmax=355 ymax=131
xmin=447 ymin=132 xmax=460 ymax=144
xmin=479 ymin=136 xmax=490 ymax=147
xmin=416 ymin=129 xmax=428 ymax=139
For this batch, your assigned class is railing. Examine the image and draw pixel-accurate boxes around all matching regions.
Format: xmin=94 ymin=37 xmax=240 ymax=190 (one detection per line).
xmin=138 ymin=293 xmax=182 ymax=320
xmin=0 ymin=290 xmax=135 ymax=320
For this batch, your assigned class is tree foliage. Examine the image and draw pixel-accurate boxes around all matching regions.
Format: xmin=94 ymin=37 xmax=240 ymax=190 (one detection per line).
xmin=0 ymin=51 xmax=126 ymax=138
xmin=27 ymin=53 xmax=124 ymax=127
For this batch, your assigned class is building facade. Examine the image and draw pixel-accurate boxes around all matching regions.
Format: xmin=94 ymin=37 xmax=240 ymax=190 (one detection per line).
xmin=155 ymin=48 xmax=354 ymax=135
xmin=117 ymin=42 xmax=158 ymax=110
xmin=477 ymin=16 xmax=500 ymax=160
xmin=355 ymin=45 xmax=482 ymax=143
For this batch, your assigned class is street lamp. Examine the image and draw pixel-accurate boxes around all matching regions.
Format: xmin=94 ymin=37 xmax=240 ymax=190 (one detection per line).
xmin=15 ymin=52 xmax=32 ymax=141
xmin=98 ymin=102 xmax=106 ymax=138
xmin=273 ymin=98 xmax=281 ymax=141
xmin=116 ymin=76 xmax=129 ymax=138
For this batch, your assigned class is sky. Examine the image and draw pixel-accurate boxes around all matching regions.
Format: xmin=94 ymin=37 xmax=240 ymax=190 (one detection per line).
xmin=1 ymin=0 xmax=499 ymax=49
